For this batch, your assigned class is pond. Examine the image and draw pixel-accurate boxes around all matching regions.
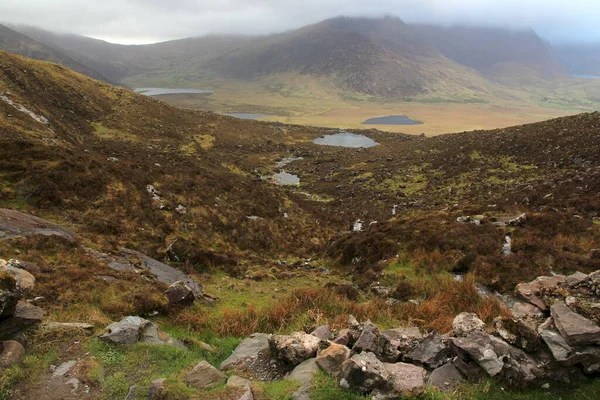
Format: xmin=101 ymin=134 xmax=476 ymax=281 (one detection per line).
xmin=134 ymin=88 xmax=213 ymax=96
xmin=272 ymin=171 xmax=300 ymax=186
xmin=313 ymin=132 xmax=378 ymax=148
xmin=361 ymin=115 xmax=423 ymax=125
xmin=225 ymin=113 xmax=270 ymax=120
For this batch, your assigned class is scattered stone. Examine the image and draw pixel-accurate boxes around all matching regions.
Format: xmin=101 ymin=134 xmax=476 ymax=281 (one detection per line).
xmin=316 ymin=343 xmax=350 ymax=376
xmin=270 ymin=332 xmax=322 ymax=366
xmin=551 ymin=301 xmax=600 ymax=346
xmin=353 ymin=321 xmax=380 ymax=353
xmin=65 ymin=377 xmax=80 ymax=392
xmin=40 ymin=322 xmax=95 ymax=334
xmin=310 ymin=325 xmax=332 ymax=340
xmin=0 ymin=340 xmax=25 ymax=368
xmin=385 ymin=362 xmax=425 ymax=396
xmin=99 ymin=316 xmax=185 ymax=348
xmin=148 ymin=378 xmax=167 ymax=400
xmin=428 ymin=362 xmax=465 ymax=391
xmin=567 ymin=272 xmax=589 ymax=287
xmin=220 ymin=333 xmax=269 ymax=371
xmin=332 ymin=328 xmax=357 ymax=347
xmin=340 ymin=352 xmax=389 ymax=393
xmin=515 ymin=275 xmax=567 ymax=311
xmin=370 ymin=285 xmax=393 ymax=298
xmin=165 ymin=281 xmax=196 ymax=308
xmin=227 ymin=375 xmax=253 ymax=400
xmin=405 ymin=332 xmax=453 ymax=369
xmin=348 ymin=315 xmax=360 ymax=327
xmin=0 ymin=300 xmax=45 ymax=337
xmin=52 ymin=360 xmax=77 ymax=377
xmin=288 ymin=358 xmax=319 ymax=385
xmin=184 ymin=360 xmax=227 ymax=389
xmin=376 ymin=327 xmax=422 ymax=362
xmin=450 ymin=333 xmax=504 ymax=376
xmin=452 ymin=312 xmax=486 ymax=337
xmin=495 ymin=318 xmax=543 ymax=352
xmin=1 ymin=261 xmax=35 ymax=295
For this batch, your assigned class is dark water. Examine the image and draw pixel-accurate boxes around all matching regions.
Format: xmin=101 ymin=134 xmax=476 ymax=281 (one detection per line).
xmin=225 ymin=113 xmax=270 ymax=120
xmin=361 ymin=115 xmax=423 ymax=125
xmin=134 ymin=88 xmax=213 ymax=96
xmin=313 ymin=132 xmax=378 ymax=148
xmin=572 ymin=74 xmax=600 ymax=79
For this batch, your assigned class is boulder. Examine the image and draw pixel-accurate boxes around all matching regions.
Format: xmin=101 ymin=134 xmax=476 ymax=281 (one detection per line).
xmin=452 ymin=313 xmax=486 ymax=337
xmin=551 ymin=301 xmax=600 ymax=346
xmin=185 ymin=360 xmax=227 ymax=389
xmin=567 ymin=272 xmax=589 ymax=288
xmin=148 ymin=378 xmax=167 ymax=400
xmin=332 ymin=328 xmax=357 ymax=347
xmin=515 ymin=275 xmax=567 ymax=311
xmin=0 ymin=208 xmax=77 ymax=242
xmin=353 ymin=321 xmax=379 ymax=353
xmin=227 ymin=375 xmax=253 ymax=400
xmin=494 ymin=318 xmax=543 ymax=352
xmin=384 ymin=362 xmax=425 ymax=396
xmin=310 ymin=325 xmax=332 ymax=340
xmin=99 ymin=316 xmax=184 ymax=348
xmin=0 ymin=340 xmax=25 ymax=368
xmin=0 ymin=300 xmax=45 ymax=337
xmin=1 ymin=261 xmax=35 ymax=295
xmin=165 ymin=281 xmax=195 ymax=308
xmin=375 ymin=327 xmax=422 ymax=362
xmin=428 ymin=362 xmax=465 ymax=391
xmin=269 ymin=332 xmax=322 ymax=366
xmin=451 ymin=332 xmax=504 ymax=376
xmin=340 ymin=352 xmax=389 ymax=393
xmin=316 ymin=343 xmax=350 ymax=376
xmin=404 ymin=332 xmax=453 ymax=369
xmin=289 ymin=358 xmax=318 ymax=400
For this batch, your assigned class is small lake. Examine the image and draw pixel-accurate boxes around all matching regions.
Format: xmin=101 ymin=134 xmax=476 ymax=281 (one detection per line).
xmin=313 ymin=132 xmax=378 ymax=148
xmin=572 ymin=74 xmax=600 ymax=79
xmin=361 ymin=115 xmax=423 ymax=125
xmin=225 ymin=113 xmax=270 ymax=120
xmin=272 ymin=171 xmax=300 ymax=186
xmin=134 ymin=88 xmax=213 ymax=96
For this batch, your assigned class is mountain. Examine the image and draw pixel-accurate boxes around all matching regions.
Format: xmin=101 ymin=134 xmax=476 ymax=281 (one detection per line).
xmin=551 ymin=42 xmax=600 ymax=76
xmin=0 ymin=24 xmax=113 ymax=83
xmin=413 ymin=25 xmax=565 ymax=79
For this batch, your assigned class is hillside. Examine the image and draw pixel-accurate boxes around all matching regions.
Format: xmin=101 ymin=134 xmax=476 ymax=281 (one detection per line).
xmin=552 ymin=42 xmax=600 ymax=76
xmin=1 ymin=51 xmax=600 ymax=399
xmin=0 ymin=24 xmax=112 ymax=83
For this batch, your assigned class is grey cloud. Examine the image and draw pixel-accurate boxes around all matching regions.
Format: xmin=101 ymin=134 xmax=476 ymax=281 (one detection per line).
xmin=0 ymin=0 xmax=598 ymax=44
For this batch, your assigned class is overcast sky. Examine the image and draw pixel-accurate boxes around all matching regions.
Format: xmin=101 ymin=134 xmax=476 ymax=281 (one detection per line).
xmin=1 ymin=0 xmax=598 ymax=44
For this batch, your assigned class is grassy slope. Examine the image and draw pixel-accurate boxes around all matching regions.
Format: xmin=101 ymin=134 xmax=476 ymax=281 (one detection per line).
xmin=1 ymin=52 xmax=600 ymax=398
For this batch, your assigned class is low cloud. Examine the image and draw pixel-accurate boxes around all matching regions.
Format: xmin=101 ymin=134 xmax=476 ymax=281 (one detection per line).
xmin=1 ymin=0 xmax=598 ymax=44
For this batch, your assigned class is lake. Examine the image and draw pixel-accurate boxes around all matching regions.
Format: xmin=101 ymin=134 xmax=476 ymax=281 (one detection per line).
xmin=361 ymin=115 xmax=423 ymax=125
xmin=225 ymin=113 xmax=270 ymax=120
xmin=313 ymin=132 xmax=378 ymax=148
xmin=134 ymin=88 xmax=213 ymax=96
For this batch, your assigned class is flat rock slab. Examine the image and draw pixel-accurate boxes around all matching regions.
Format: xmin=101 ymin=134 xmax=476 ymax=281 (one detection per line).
xmin=99 ymin=316 xmax=185 ymax=348
xmin=515 ymin=275 xmax=567 ymax=311
xmin=184 ymin=360 xmax=227 ymax=389
xmin=551 ymin=301 xmax=600 ymax=346
xmin=0 ymin=209 xmax=76 ymax=242
xmin=0 ymin=300 xmax=45 ymax=337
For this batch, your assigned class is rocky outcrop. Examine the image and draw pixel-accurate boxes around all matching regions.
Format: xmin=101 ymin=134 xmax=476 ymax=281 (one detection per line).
xmin=0 ymin=208 xmax=77 ymax=242
xmin=269 ymin=332 xmax=322 ymax=366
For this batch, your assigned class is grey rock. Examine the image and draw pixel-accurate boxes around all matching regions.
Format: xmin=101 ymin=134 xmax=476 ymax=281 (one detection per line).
xmin=0 ymin=300 xmax=45 ymax=337
xmin=453 ymin=357 xmax=486 ymax=382
xmin=370 ymin=285 xmax=392 ymax=298
xmin=551 ymin=301 xmax=600 ymax=346
xmin=453 ymin=313 xmax=486 ymax=337
xmin=495 ymin=318 xmax=543 ymax=352
xmin=227 ymin=375 xmax=253 ymax=400
xmin=428 ymin=362 xmax=465 ymax=391
xmin=0 ymin=340 xmax=25 ymax=368
xmin=165 ymin=281 xmax=195 ymax=308
xmin=405 ymin=332 xmax=453 ymax=369
xmin=52 ymin=360 xmax=77 ymax=377
xmin=332 ymin=328 xmax=358 ymax=347
xmin=567 ymin=272 xmax=589 ymax=287
xmin=40 ymin=322 xmax=95 ymax=334
xmin=376 ymin=327 xmax=422 ymax=362
xmin=220 ymin=333 xmax=270 ymax=371
xmin=340 ymin=352 xmax=389 ymax=393
xmin=515 ymin=275 xmax=567 ymax=311
xmin=269 ymin=332 xmax=322 ymax=366
xmin=288 ymin=358 xmax=319 ymax=385
xmin=385 ymin=362 xmax=425 ymax=396
xmin=353 ymin=321 xmax=379 ymax=353
xmin=184 ymin=360 xmax=227 ymax=389
xmin=99 ymin=316 xmax=185 ymax=348
xmin=291 ymin=382 xmax=312 ymax=400
xmin=1 ymin=261 xmax=35 ymax=295
xmin=451 ymin=333 xmax=504 ymax=376
xmin=310 ymin=325 xmax=332 ymax=340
